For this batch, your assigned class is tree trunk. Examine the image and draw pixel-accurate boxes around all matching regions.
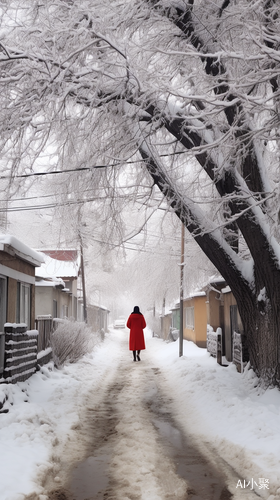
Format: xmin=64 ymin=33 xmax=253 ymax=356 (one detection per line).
xmin=140 ymin=143 xmax=280 ymax=386
xmin=238 ymin=297 xmax=280 ymax=386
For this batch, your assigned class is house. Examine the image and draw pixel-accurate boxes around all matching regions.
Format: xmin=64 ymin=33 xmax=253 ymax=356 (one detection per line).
xmin=35 ymin=250 xmax=84 ymax=321
xmin=159 ymin=292 xmax=208 ymax=347
xmin=0 ymin=234 xmax=44 ymax=330
xmin=183 ymin=291 xmax=207 ymax=347
xmin=182 ymin=275 xmax=231 ymax=349
xmin=0 ymin=234 xmax=44 ymax=381
xmin=159 ymin=276 xmax=246 ymax=368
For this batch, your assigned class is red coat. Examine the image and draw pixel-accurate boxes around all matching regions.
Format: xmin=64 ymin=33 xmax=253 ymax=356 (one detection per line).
xmin=127 ymin=313 xmax=146 ymax=351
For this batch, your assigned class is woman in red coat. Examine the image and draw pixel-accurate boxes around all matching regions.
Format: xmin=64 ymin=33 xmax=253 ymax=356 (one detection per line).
xmin=126 ymin=306 xmax=146 ymax=361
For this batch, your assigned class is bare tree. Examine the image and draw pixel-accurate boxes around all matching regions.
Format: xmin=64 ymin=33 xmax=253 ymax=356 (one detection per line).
xmin=1 ymin=1 xmax=280 ymax=384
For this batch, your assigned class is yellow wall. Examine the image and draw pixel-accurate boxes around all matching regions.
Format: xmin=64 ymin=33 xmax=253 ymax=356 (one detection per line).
xmin=184 ymin=326 xmax=196 ymax=343
xmin=194 ymin=296 xmax=207 ymax=346
xmin=183 ymin=295 xmax=207 ymax=347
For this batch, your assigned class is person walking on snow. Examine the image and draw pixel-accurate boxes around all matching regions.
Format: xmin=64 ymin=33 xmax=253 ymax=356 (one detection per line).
xmin=126 ymin=306 xmax=146 ymax=361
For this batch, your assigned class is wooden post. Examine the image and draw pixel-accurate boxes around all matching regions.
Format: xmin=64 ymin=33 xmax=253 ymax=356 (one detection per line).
xmin=80 ymin=242 xmax=87 ymax=324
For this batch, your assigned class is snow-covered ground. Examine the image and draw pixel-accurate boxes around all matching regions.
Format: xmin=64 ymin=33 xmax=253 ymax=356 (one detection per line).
xmin=0 ymin=328 xmax=279 ymax=500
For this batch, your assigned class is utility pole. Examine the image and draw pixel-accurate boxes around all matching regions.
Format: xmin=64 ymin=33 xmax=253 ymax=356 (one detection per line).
xmin=179 ymin=222 xmax=185 ymax=357
xmin=77 ymin=207 xmax=87 ymax=324
xmin=80 ymin=241 xmax=87 ymax=324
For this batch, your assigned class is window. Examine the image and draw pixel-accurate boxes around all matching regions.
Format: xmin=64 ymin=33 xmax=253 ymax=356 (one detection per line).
xmin=62 ymin=305 xmax=68 ymax=318
xmin=0 ymin=276 xmax=7 ymax=332
xmin=53 ymin=300 xmax=57 ymax=318
xmin=185 ymin=306 xmax=194 ymax=329
xmin=17 ymin=282 xmax=31 ymax=328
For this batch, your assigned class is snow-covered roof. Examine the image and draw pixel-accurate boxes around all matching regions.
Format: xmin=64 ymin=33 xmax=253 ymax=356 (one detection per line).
xmin=88 ymin=303 xmax=110 ymax=312
xmin=36 ymin=253 xmax=79 ymax=280
xmin=39 ymin=249 xmax=78 ymax=262
xmin=191 ymin=291 xmax=206 ymax=297
xmin=0 ymin=234 xmax=44 ymax=267
xmin=184 ymin=291 xmax=206 ymax=300
xmin=35 ymin=278 xmax=65 ymax=288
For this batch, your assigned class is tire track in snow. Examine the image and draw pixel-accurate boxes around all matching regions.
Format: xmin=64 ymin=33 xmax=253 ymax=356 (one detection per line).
xmin=109 ymin=360 xmax=188 ymax=500
xmin=24 ymin=344 xmax=122 ymax=500
xmin=29 ymin=346 xmax=188 ymax=499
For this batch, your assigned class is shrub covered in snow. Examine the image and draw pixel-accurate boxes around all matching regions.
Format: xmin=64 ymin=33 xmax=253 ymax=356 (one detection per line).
xmin=51 ymin=319 xmax=100 ymax=367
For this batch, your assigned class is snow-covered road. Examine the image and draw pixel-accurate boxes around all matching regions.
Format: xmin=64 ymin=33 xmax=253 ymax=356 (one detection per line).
xmin=46 ymin=345 xmax=192 ymax=500
xmin=1 ymin=328 xmax=279 ymax=500
xmin=27 ymin=333 xmax=259 ymax=500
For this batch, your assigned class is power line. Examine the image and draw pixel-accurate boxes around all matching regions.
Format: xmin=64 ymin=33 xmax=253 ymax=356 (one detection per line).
xmin=0 ymin=151 xmax=187 ymax=180
xmin=0 ymin=190 xmax=151 ymax=212
xmin=0 ymin=196 xmax=105 ymax=212
xmin=1 ymin=165 xmax=108 ymax=179
xmin=0 ymin=189 xmax=144 ymax=206
xmin=89 ymin=236 xmax=180 ymax=257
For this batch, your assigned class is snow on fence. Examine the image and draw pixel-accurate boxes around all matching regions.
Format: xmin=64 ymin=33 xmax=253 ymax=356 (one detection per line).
xmin=3 ymin=324 xmax=38 ymax=383
xmin=206 ymin=325 xmax=222 ymax=365
xmin=232 ymin=331 xmax=244 ymax=373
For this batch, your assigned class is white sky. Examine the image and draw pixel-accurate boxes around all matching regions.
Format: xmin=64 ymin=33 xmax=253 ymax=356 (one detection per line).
xmin=0 ymin=328 xmax=279 ymax=500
